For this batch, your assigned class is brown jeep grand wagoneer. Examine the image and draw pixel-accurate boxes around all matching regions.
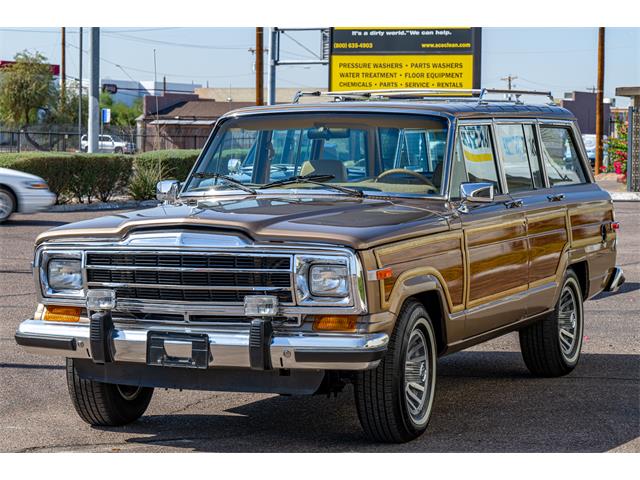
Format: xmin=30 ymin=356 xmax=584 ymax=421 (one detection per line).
xmin=16 ymin=88 xmax=624 ymax=442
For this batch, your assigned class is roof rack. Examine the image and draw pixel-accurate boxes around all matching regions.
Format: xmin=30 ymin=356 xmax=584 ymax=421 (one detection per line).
xmin=292 ymin=88 xmax=555 ymax=105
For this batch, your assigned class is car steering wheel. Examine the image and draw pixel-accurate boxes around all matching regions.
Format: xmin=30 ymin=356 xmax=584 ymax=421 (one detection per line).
xmin=375 ymin=168 xmax=435 ymax=187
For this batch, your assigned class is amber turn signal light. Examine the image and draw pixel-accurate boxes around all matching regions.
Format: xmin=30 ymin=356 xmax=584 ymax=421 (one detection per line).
xmin=312 ymin=315 xmax=357 ymax=332
xmin=43 ymin=306 xmax=81 ymax=322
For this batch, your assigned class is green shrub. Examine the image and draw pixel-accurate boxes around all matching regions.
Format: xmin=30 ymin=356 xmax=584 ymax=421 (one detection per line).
xmin=0 ymin=149 xmax=199 ymax=203
xmin=0 ymin=153 xmax=78 ymax=202
xmin=129 ymin=160 xmax=168 ymax=201
xmin=88 ymin=155 xmax=133 ymax=202
xmin=134 ymin=149 xmax=199 ymax=182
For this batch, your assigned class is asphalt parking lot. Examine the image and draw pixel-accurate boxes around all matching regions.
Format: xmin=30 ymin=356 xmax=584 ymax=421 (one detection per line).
xmin=0 ymin=204 xmax=638 ymax=452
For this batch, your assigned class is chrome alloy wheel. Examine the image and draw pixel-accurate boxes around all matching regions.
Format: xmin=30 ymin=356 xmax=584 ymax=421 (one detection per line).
xmin=0 ymin=190 xmax=14 ymax=221
xmin=557 ymin=282 xmax=582 ymax=363
xmin=116 ymin=384 xmax=143 ymax=401
xmin=404 ymin=320 xmax=436 ymax=427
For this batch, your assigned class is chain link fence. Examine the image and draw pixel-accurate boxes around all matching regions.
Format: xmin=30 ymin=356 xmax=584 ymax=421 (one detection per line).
xmin=0 ymin=124 xmax=214 ymax=154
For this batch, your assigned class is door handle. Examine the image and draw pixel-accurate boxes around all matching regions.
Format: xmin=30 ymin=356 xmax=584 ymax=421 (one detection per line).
xmin=547 ymin=193 xmax=565 ymax=202
xmin=504 ymin=199 xmax=523 ymax=209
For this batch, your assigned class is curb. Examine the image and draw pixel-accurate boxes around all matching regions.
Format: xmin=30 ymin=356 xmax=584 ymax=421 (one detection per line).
xmin=50 ymin=200 xmax=160 ymax=212
xmin=610 ymin=192 xmax=640 ymax=202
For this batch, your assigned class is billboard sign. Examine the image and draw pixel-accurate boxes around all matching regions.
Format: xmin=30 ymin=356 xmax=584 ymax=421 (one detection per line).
xmin=329 ymin=27 xmax=481 ymax=92
xmin=0 ymin=60 xmax=60 ymax=76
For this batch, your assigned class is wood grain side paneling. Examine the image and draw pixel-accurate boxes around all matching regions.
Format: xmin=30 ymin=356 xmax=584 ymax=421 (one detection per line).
xmin=466 ymin=238 xmax=529 ymax=304
xmin=374 ymin=232 xmax=465 ymax=312
xmin=527 ymin=213 xmax=568 ymax=284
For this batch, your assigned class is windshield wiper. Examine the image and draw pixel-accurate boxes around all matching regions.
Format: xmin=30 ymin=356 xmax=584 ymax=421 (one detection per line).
xmin=192 ymin=172 xmax=257 ymax=195
xmin=261 ymin=174 xmax=364 ymax=198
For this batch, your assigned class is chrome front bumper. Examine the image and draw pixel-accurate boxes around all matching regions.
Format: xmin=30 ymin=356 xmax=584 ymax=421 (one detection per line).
xmin=15 ymin=319 xmax=389 ymax=371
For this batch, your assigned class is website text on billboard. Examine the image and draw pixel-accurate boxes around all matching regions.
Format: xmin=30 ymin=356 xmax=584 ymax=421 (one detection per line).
xmin=329 ymin=28 xmax=481 ymax=93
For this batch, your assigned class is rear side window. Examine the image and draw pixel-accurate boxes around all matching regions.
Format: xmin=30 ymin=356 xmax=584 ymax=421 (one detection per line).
xmin=495 ymin=124 xmax=534 ymax=193
xmin=539 ymin=126 xmax=587 ymax=186
xmin=450 ymin=125 xmax=500 ymax=198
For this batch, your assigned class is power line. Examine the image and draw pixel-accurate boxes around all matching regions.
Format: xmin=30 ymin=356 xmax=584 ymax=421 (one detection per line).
xmin=281 ymin=31 xmax=321 ymax=60
xmin=67 ymin=42 xmax=255 ymax=80
xmin=102 ymin=32 xmax=250 ymax=51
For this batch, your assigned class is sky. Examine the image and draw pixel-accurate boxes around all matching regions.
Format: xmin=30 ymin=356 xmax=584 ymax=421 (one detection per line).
xmin=0 ymin=27 xmax=638 ymax=106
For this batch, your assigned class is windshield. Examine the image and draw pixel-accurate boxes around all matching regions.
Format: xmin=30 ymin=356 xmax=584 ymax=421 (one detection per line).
xmin=183 ymin=113 xmax=449 ymax=197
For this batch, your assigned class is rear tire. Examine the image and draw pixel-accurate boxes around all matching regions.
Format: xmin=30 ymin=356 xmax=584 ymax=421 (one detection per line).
xmin=519 ymin=271 xmax=584 ymax=377
xmin=354 ymin=300 xmax=437 ymax=443
xmin=0 ymin=187 xmax=16 ymax=223
xmin=66 ymin=359 xmax=153 ymax=426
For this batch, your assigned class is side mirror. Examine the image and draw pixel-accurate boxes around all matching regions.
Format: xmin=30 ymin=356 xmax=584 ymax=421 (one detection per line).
xmin=459 ymin=182 xmax=495 ymax=207
xmin=227 ymin=158 xmax=242 ymax=174
xmin=156 ymin=180 xmax=179 ymax=203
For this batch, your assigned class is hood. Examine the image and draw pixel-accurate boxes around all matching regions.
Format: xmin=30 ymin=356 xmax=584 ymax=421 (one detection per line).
xmin=0 ymin=167 xmax=46 ymax=183
xmin=37 ymin=194 xmax=454 ymax=250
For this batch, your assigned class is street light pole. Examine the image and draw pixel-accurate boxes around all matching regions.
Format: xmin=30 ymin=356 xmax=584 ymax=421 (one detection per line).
xmin=267 ymin=28 xmax=277 ymax=105
xmin=78 ymin=27 xmax=83 ymax=147
xmin=595 ymin=27 xmax=605 ymax=174
xmin=88 ymin=27 xmax=100 ymax=154
xmin=255 ymin=28 xmax=264 ymax=106
xmin=61 ymin=27 xmax=66 ymax=102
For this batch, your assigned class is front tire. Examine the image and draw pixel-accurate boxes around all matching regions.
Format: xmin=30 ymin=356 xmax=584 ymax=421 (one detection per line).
xmin=66 ymin=359 xmax=154 ymax=426
xmin=0 ymin=187 xmax=16 ymax=223
xmin=519 ymin=271 xmax=584 ymax=377
xmin=354 ymin=300 xmax=437 ymax=443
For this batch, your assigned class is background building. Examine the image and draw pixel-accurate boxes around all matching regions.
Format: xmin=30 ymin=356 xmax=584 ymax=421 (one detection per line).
xmin=561 ymin=91 xmax=612 ymax=136
xmin=100 ymin=78 xmax=202 ymax=106
xmin=136 ymin=92 xmax=252 ymax=151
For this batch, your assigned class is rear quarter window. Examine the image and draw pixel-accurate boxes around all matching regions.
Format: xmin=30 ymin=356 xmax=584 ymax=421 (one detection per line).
xmin=539 ymin=126 xmax=587 ymax=187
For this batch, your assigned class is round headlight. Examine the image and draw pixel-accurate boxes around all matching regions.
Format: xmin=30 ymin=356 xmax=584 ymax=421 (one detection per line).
xmin=47 ymin=258 xmax=82 ymax=290
xmin=309 ymin=264 xmax=349 ymax=297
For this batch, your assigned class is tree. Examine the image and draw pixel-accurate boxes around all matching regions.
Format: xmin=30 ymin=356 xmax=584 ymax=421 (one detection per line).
xmin=0 ymin=51 xmax=54 ymax=127
xmin=46 ymin=80 xmax=88 ymax=126
xmin=99 ymin=92 xmax=142 ymax=139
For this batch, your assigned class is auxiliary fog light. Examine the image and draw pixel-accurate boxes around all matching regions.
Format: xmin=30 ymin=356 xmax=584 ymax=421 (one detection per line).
xmin=244 ymin=295 xmax=279 ymax=317
xmin=86 ymin=289 xmax=117 ymax=311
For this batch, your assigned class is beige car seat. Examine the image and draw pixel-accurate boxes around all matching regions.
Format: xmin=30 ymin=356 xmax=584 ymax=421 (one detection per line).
xmin=299 ymin=159 xmax=348 ymax=182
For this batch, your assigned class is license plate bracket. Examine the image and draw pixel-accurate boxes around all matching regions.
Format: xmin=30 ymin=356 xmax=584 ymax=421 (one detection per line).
xmin=147 ymin=332 xmax=210 ymax=369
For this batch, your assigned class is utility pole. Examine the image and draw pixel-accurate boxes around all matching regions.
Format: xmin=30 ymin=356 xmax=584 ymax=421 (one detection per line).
xmin=267 ymin=27 xmax=277 ymax=105
xmin=88 ymin=27 xmax=100 ymax=154
xmin=255 ymin=27 xmax=264 ymax=106
xmin=61 ymin=27 xmax=66 ymax=102
xmin=501 ymin=74 xmax=517 ymax=91
xmin=78 ymin=27 xmax=83 ymax=147
xmin=595 ymin=27 xmax=605 ymax=174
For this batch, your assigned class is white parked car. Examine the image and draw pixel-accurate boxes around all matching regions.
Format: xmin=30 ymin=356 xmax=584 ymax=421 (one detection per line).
xmin=0 ymin=168 xmax=56 ymax=223
xmin=80 ymin=134 xmax=135 ymax=154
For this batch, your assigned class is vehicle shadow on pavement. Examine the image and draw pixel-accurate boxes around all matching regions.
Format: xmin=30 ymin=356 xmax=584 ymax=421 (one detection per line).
xmin=592 ymin=281 xmax=640 ymax=299
xmin=3 ymin=219 xmax=67 ymax=228
xmin=110 ymin=351 xmax=639 ymax=452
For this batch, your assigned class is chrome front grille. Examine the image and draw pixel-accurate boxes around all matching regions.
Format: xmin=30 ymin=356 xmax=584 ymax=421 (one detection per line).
xmin=85 ymin=251 xmax=294 ymax=304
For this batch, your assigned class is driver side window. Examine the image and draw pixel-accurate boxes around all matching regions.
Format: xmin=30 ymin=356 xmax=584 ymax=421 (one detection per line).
xmin=450 ymin=124 xmax=501 ymax=199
